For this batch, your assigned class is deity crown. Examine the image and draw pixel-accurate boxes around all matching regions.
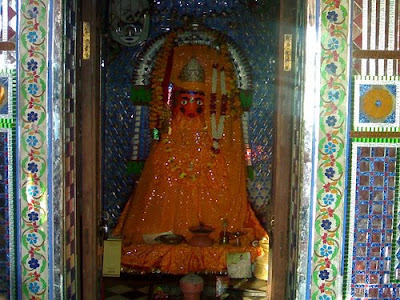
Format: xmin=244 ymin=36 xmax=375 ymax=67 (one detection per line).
xmin=178 ymin=57 xmax=205 ymax=83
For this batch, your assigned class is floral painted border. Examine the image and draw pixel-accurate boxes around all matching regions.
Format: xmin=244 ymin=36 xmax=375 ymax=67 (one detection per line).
xmin=311 ymin=0 xmax=349 ymax=298
xmin=19 ymin=0 xmax=49 ymax=298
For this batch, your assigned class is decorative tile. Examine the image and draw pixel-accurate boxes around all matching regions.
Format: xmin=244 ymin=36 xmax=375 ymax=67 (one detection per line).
xmin=0 ymin=1 xmax=17 ymax=69
xmin=0 ymin=71 xmax=16 ymax=300
xmin=0 ymin=70 xmax=15 ymax=120
xmin=0 ymin=0 xmax=17 ymax=42
xmin=345 ymin=142 xmax=399 ymax=298
xmin=64 ymin=0 xmax=78 ymax=298
xmin=19 ymin=0 xmax=50 ymax=298
xmin=0 ymin=128 xmax=15 ymax=299
xmin=311 ymin=0 xmax=349 ymax=297
xmin=353 ymin=76 xmax=400 ymax=130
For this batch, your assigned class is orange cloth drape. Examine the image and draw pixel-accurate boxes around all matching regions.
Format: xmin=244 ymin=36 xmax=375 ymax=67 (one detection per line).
xmin=114 ymin=44 xmax=268 ymax=273
xmin=121 ymin=244 xmax=263 ymax=274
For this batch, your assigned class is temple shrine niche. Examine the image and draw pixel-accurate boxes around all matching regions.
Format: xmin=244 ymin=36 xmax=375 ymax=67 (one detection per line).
xmin=103 ymin=1 xmax=276 ymax=275
xmin=112 ymin=25 xmax=269 ymax=273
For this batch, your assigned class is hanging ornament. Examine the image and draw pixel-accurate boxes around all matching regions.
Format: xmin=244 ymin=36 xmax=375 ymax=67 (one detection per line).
xmin=109 ymin=0 xmax=150 ymax=46
xmin=211 ymin=65 xmax=227 ymax=154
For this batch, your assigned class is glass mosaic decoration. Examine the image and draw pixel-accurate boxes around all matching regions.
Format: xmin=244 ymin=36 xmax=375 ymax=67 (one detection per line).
xmin=353 ymin=76 xmax=400 ymax=130
xmin=19 ymin=0 xmax=50 ymax=297
xmin=0 ymin=70 xmax=15 ymax=120
xmin=311 ymin=0 xmax=349 ymax=296
xmin=352 ymin=0 xmax=400 ymax=76
xmin=64 ymin=0 xmax=78 ymax=298
xmin=0 ymin=70 xmax=15 ymax=299
xmin=0 ymin=130 xmax=13 ymax=297
xmin=0 ymin=0 xmax=17 ymax=42
xmin=345 ymin=142 xmax=400 ymax=299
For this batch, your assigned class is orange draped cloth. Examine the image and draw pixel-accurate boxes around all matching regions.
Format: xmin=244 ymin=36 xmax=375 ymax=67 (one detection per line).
xmin=114 ymin=44 xmax=268 ymax=273
xmin=121 ymin=244 xmax=263 ymax=274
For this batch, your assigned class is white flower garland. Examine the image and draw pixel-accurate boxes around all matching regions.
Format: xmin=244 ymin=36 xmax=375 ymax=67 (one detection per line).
xmin=210 ymin=66 xmax=227 ymax=153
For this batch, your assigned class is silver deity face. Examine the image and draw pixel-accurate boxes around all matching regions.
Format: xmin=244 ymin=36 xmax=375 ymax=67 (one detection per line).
xmin=109 ymin=0 xmax=150 ymax=47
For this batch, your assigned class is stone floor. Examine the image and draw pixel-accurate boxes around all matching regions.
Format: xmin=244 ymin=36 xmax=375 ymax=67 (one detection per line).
xmin=102 ymin=274 xmax=268 ymax=299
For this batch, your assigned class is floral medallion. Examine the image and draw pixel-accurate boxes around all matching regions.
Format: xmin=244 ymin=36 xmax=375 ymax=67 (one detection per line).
xmin=354 ymin=76 xmax=400 ymax=130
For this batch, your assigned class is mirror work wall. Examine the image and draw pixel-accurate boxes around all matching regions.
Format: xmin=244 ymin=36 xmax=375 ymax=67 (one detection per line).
xmin=0 ymin=1 xmax=16 ymax=298
xmin=341 ymin=0 xmax=400 ymax=299
xmin=310 ymin=0 xmax=400 ymax=299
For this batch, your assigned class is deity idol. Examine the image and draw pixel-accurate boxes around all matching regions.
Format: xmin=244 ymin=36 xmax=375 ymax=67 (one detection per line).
xmin=114 ymin=31 xmax=268 ymax=273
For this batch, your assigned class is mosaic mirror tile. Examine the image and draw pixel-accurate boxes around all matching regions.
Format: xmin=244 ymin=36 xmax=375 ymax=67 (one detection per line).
xmin=64 ymin=0 xmax=78 ymax=298
xmin=353 ymin=76 xmax=400 ymax=131
xmin=0 ymin=71 xmax=14 ymax=119
xmin=102 ymin=1 xmax=278 ymax=228
xmin=0 ymin=130 xmax=11 ymax=297
xmin=0 ymin=0 xmax=17 ymax=67
xmin=345 ymin=142 xmax=400 ymax=299
xmin=0 ymin=71 xmax=15 ymax=299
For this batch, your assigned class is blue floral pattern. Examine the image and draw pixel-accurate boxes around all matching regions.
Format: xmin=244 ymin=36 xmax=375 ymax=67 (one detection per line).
xmin=27 ymin=59 xmax=38 ymax=71
xmin=27 ymin=31 xmax=38 ymax=43
xmin=326 ymin=116 xmax=337 ymax=126
xmin=26 ymin=135 xmax=38 ymax=146
xmin=27 ymin=233 xmax=38 ymax=245
xmin=321 ymin=219 xmax=332 ymax=230
xmin=28 ymin=257 xmax=40 ymax=269
xmin=326 ymin=11 xmax=338 ymax=22
xmin=325 ymin=63 xmax=337 ymax=75
xmin=325 ymin=167 xmax=335 ymax=179
xmin=319 ymin=269 xmax=330 ymax=280
xmin=320 ymin=244 xmax=333 ymax=257
xmin=27 ymin=83 xmax=39 ymax=95
xmin=28 ymin=185 xmax=39 ymax=197
xmin=27 ymin=162 xmax=38 ymax=173
xmin=29 ymin=282 xmax=40 ymax=293
xmin=328 ymin=90 xmax=339 ymax=101
xmin=27 ymin=111 xmax=38 ymax=122
xmin=28 ymin=211 xmax=39 ymax=221
xmin=327 ymin=38 xmax=339 ymax=50
xmin=323 ymin=193 xmax=335 ymax=205
xmin=324 ymin=142 xmax=337 ymax=154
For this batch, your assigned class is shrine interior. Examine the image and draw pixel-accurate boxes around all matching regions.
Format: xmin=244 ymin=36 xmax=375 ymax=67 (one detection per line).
xmin=4 ymin=0 xmax=399 ymax=298
xmin=95 ymin=0 xmax=288 ymax=299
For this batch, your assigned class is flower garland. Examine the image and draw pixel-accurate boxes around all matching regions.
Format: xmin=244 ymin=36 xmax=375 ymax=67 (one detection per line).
xmin=210 ymin=64 xmax=227 ymax=153
xmin=149 ymin=30 xmax=244 ymax=156
xmin=210 ymin=44 xmax=241 ymax=153
xmin=149 ymin=31 xmax=177 ymax=135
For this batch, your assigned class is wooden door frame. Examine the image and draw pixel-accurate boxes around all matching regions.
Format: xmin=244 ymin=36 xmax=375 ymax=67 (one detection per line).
xmin=76 ymin=1 xmax=297 ymax=299
xmin=76 ymin=0 xmax=102 ymax=299
xmin=269 ymin=0 xmax=296 ymax=298
xmin=269 ymin=0 xmax=299 ymax=297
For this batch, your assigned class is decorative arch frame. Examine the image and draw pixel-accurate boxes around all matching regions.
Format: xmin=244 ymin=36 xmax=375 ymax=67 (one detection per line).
xmin=131 ymin=24 xmax=254 ymax=90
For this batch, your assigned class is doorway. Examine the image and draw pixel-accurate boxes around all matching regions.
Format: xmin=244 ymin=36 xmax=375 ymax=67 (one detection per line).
xmin=77 ymin=0 xmax=299 ymax=299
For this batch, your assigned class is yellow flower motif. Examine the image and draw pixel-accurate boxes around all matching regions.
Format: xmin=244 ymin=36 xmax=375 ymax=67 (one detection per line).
xmin=361 ymin=87 xmax=394 ymax=121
